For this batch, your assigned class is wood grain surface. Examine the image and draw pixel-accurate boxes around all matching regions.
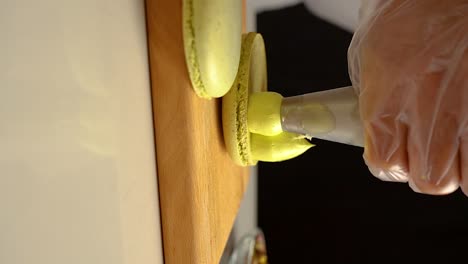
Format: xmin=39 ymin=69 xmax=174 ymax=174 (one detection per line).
xmin=145 ymin=0 xmax=249 ymax=263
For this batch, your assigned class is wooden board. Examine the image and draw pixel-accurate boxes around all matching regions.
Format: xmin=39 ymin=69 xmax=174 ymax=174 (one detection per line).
xmin=145 ymin=0 xmax=249 ymax=263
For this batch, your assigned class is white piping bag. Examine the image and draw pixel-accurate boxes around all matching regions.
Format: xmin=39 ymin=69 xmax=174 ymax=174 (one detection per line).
xmin=280 ymin=86 xmax=364 ymax=147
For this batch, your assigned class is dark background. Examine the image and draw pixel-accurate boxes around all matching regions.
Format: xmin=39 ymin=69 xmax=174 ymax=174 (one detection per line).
xmin=256 ymin=4 xmax=468 ymax=264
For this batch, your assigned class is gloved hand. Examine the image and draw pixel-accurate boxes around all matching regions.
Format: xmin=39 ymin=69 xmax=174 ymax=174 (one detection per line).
xmin=348 ymin=0 xmax=468 ymax=195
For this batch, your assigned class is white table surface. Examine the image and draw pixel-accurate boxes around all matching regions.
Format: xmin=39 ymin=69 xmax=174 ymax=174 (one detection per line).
xmin=0 ymin=1 xmax=163 ymax=263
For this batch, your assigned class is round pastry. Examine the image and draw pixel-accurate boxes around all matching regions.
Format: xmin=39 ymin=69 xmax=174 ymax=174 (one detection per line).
xmin=182 ymin=0 xmax=242 ymax=99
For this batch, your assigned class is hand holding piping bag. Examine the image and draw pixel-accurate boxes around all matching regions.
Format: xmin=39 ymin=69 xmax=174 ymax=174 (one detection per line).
xmin=347 ymin=0 xmax=468 ymax=195
xmin=270 ymin=0 xmax=468 ymax=196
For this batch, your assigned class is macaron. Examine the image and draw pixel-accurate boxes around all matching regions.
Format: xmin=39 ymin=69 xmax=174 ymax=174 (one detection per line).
xmin=222 ymin=33 xmax=313 ymax=166
xmin=222 ymin=33 xmax=265 ymax=166
xmin=182 ymin=0 xmax=242 ymax=99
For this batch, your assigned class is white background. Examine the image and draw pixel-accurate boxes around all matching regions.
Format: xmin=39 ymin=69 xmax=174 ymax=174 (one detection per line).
xmin=0 ymin=1 xmax=163 ymax=263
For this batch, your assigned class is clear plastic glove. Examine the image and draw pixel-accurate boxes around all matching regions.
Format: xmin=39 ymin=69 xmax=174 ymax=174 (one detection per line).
xmin=348 ymin=0 xmax=468 ymax=195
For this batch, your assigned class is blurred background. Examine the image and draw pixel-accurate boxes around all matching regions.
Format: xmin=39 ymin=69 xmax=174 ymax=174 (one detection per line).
xmin=228 ymin=1 xmax=468 ymax=263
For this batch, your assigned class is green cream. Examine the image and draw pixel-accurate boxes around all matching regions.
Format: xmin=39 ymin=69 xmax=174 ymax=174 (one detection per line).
xmin=247 ymin=91 xmax=283 ymax=136
xmin=250 ymin=132 xmax=314 ymax=162
xmin=247 ymin=91 xmax=314 ymax=162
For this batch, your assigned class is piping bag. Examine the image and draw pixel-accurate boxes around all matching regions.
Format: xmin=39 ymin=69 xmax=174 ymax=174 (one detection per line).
xmin=280 ymin=86 xmax=364 ymax=147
